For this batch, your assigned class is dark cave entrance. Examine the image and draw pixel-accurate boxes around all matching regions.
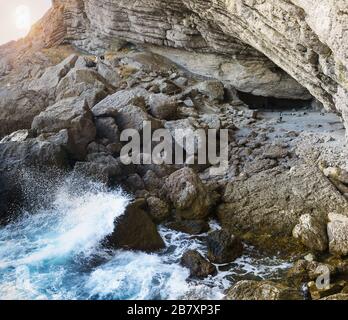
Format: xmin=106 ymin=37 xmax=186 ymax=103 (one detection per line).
xmin=237 ymin=91 xmax=313 ymax=111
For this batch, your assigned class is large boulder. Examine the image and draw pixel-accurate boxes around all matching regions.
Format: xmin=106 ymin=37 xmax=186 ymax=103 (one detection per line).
xmin=107 ymin=200 xmax=165 ymax=252
xmin=292 ymin=214 xmax=328 ymax=252
xmin=226 ymin=280 xmax=303 ymax=300
xmin=0 ymin=87 xmax=46 ymax=138
xmin=28 ymin=54 xmax=78 ymax=100
xmin=163 ymin=168 xmax=212 ymax=220
xmin=180 ymin=250 xmax=217 ymax=279
xmin=32 ymin=97 xmax=96 ymax=159
xmin=218 ymin=164 xmax=348 ymax=236
xmin=206 ymin=230 xmax=244 ymax=264
xmin=56 ymin=67 xmax=115 ymax=107
xmin=0 ymin=132 xmax=69 ymax=171
xmin=92 ymin=88 xmax=162 ymax=131
xmin=327 ymin=213 xmax=348 ymax=256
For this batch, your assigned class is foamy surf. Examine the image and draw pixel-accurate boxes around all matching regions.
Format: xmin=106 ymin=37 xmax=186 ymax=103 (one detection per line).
xmin=0 ymin=173 xmax=291 ymax=300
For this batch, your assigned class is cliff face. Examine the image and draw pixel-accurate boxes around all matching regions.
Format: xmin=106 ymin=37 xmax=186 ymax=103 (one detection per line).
xmin=33 ymin=0 xmax=347 ymax=130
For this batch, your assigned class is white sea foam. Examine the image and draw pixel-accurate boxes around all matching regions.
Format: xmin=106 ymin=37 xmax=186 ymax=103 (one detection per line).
xmin=0 ymin=174 xmax=292 ymax=300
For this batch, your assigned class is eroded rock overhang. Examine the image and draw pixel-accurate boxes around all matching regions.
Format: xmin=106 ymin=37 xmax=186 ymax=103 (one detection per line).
xmin=29 ymin=0 xmax=348 ymax=131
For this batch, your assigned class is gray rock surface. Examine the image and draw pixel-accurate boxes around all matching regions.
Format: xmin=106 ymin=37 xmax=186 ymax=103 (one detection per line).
xmin=27 ymin=0 xmax=348 ymax=131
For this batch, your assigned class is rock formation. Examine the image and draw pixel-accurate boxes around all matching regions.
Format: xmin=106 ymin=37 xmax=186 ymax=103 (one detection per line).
xmin=21 ymin=0 xmax=348 ymax=132
xmin=1 ymin=0 xmax=348 ymax=301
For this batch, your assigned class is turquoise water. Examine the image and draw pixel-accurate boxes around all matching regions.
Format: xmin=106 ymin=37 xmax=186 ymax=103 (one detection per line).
xmin=0 ymin=173 xmax=291 ymax=300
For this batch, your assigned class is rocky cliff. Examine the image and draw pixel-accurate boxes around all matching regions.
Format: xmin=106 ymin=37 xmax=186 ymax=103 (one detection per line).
xmin=24 ymin=0 xmax=348 ymax=131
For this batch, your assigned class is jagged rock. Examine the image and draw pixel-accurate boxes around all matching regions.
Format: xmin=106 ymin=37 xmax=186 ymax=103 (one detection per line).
xmin=28 ymin=54 xmax=78 ymax=100
xmin=32 ymin=97 xmax=96 ymax=159
xmin=0 ymin=133 xmax=69 ymax=172
xmin=226 ymin=280 xmax=303 ymax=300
xmin=327 ymin=213 xmax=348 ymax=256
xmin=92 ymin=88 xmax=148 ymax=117
xmin=207 ymin=230 xmax=243 ymax=264
xmin=163 ymin=168 xmax=212 ymax=220
xmin=166 ymin=220 xmax=210 ymax=235
xmin=0 ymin=129 xmax=34 ymax=143
xmin=180 ymin=250 xmax=217 ymax=279
xmin=107 ymin=200 xmax=165 ymax=252
xmin=146 ymin=196 xmax=170 ymax=223
xmin=147 ymin=93 xmax=178 ymax=120
xmin=14 ymin=0 xmax=348 ymax=131
xmin=56 ymin=67 xmax=115 ymax=107
xmin=97 ymin=61 xmax=120 ymax=87
xmin=218 ymin=164 xmax=348 ymax=236
xmin=92 ymin=88 xmax=162 ymax=131
xmin=0 ymin=87 xmax=46 ymax=138
xmin=292 ymin=214 xmax=328 ymax=252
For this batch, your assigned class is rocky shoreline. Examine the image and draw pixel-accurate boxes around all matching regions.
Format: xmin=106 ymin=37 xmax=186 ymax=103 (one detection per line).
xmin=1 ymin=0 xmax=348 ymax=300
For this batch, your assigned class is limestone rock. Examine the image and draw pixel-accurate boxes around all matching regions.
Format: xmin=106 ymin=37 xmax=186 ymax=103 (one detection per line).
xmin=327 ymin=213 xmax=348 ymax=256
xmin=16 ymin=0 xmax=348 ymax=131
xmin=32 ymin=97 xmax=96 ymax=159
xmin=292 ymin=214 xmax=328 ymax=252
xmin=28 ymin=54 xmax=78 ymax=99
xmin=92 ymin=88 xmax=148 ymax=117
xmin=92 ymin=88 xmax=162 ymax=131
xmin=180 ymin=250 xmax=217 ymax=279
xmin=163 ymin=168 xmax=212 ymax=220
xmin=0 ymin=87 xmax=46 ymax=138
xmin=218 ymin=164 xmax=348 ymax=236
xmin=56 ymin=67 xmax=115 ymax=107
xmin=0 ymin=134 xmax=69 ymax=172
xmin=323 ymin=167 xmax=348 ymax=185
xmin=226 ymin=280 xmax=303 ymax=300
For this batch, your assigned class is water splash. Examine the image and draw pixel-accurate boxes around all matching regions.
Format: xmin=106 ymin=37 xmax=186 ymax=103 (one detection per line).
xmin=0 ymin=172 xmax=292 ymax=300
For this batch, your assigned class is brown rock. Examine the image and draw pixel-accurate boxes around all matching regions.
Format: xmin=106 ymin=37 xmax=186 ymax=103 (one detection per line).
xmin=180 ymin=250 xmax=217 ymax=279
xmin=107 ymin=200 xmax=165 ymax=252
xmin=207 ymin=230 xmax=243 ymax=264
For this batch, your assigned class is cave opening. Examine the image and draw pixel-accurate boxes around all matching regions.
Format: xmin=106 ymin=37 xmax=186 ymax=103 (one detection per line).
xmin=237 ymin=91 xmax=313 ymax=111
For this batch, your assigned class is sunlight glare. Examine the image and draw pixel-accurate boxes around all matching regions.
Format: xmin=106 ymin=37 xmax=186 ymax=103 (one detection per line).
xmin=14 ymin=5 xmax=32 ymax=32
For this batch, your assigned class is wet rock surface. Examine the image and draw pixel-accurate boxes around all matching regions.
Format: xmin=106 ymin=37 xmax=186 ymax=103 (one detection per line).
xmin=107 ymin=200 xmax=165 ymax=252
xmin=180 ymin=250 xmax=217 ymax=279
